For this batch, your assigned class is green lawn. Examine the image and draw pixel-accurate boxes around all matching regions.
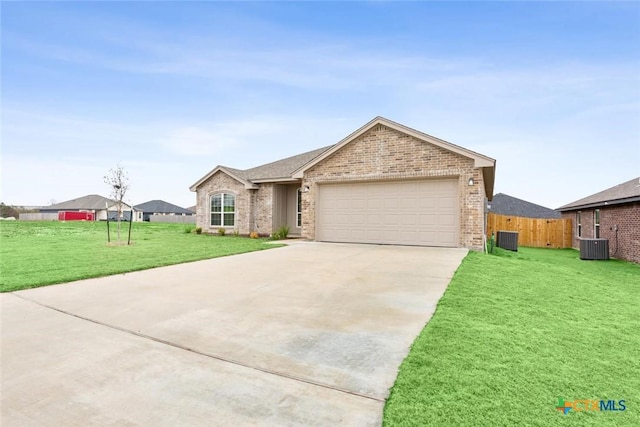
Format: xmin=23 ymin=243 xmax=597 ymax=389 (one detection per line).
xmin=384 ymin=247 xmax=639 ymax=427
xmin=0 ymin=221 xmax=279 ymax=292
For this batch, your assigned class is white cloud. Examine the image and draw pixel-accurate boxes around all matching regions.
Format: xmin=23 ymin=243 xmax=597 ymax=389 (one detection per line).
xmin=3 ymin=4 xmax=638 ymax=210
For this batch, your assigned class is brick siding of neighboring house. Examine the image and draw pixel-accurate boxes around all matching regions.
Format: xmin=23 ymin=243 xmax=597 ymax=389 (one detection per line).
xmin=301 ymin=124 xmax=487 ymax=250
xmin=561 ymin=202 xmax=640 ymax=264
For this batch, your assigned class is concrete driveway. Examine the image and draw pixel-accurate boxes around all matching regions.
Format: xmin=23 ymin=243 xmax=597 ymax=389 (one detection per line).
xmin=1 ymin=242 xmax=466 ymax=426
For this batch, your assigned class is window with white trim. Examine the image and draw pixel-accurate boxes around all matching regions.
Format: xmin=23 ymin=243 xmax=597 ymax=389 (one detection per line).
xmin=211 ymin=193 xmax=235 ymax=227
xmin=576 ymin=211 xmax=582 ymax=237
xmin=297 ymin=188 xmax=302 ymax=228
xmin=594 ymin=209 xmax=600 ymax=238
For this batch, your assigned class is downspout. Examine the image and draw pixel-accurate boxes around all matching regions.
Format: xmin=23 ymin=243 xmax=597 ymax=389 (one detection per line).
xmin=483 ymin=197 xmax=488 ymax=253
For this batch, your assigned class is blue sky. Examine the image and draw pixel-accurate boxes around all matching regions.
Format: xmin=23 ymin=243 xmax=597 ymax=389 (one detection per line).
xmin=2 ymin=1 xmax=639 ymax=209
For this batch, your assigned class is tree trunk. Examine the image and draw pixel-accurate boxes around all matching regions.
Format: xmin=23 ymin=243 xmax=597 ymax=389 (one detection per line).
xmin=117 ymin=201 xmax=122 ymax=242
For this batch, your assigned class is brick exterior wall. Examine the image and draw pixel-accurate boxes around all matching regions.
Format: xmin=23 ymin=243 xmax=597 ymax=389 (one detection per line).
xmin=195 ymin=172 xmax=277 ymax=236
xmin=195 ymin=171 xmax=251 ymax=234
xmin=195 ymin=124 xmax=490 ymax=248
xmin=561 ymin=202 xmax=640 ymax=264
xmin=251 ymin=184 xmax=274 ymax=236
xmin=300 ymin=124 xmax=486 ymax=250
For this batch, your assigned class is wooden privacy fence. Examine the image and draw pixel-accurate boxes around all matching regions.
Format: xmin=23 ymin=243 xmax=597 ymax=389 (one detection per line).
xmin=486 ymin=213 xmax=573 ymax=248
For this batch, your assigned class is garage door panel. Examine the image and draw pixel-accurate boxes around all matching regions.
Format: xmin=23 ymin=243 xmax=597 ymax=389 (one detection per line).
xmin=400 ymin=199 xmax=417 ymax=209
xmin=317 ymin=179 xmax=459 ymax=247
xmin=418 ymin=213 xmax=437 ymax=226
xmin=418 ymin=198 xmax=437 ymax=209
xmin=338 ymin=199 xmax=351 ymax=209
xmin=399 ymin=214 xmax=417 ymax=225
xmin=352 ymin=198 xmax=367 ymax=209
xmin=438 ymin=197 xmax=456 ymax=209
xmin=367 ymin=199 xmax=381 ymax=209
xmin=367 ymin=214 xmax=382 ymax=225
xmin=417 ymin=231 xmax=437 ymax=241
xmin=438 ymin=214 xmax=456 ymax=226
xmin=382 ymin=215 xmax=397 ymax=226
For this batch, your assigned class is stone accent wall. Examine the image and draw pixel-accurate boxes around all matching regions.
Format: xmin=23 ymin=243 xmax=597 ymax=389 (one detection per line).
xmin=561 ymin=202 xmax=640 ymax=263
xmin=301 ymin=124 xmax=485 ymax=249
xmin=195 ymin=171 xmax=251 ymax=234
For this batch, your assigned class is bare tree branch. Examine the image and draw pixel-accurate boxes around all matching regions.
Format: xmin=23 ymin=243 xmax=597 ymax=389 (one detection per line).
xmin=104 ymin=164 xmax=130 ymax=242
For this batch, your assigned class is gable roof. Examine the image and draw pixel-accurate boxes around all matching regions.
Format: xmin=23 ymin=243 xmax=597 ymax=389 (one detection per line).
xmin=557 ymin=177 xmax=640 ymax=211
xmin=189 ymin=145 xmax=333 ymax=191
xmin=134 ymin=200 xmax=194 ymax=215
xmin=293 ymin=116 xmax=495 ymax=177
xmin=240 ymin=145 xmax=333 ymax=182
xmin=44 ymin=194 xmax=126 ymax=211
xmin=292 ymin=116 xmax=496 ymax=198
xmin=489 ymin=193 xmax=561 ymax=219
xmin=190 ymin=116 xmax=496 ymax=198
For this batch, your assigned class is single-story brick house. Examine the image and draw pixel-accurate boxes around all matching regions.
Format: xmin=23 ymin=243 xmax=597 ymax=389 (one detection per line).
xmin=557 ymin=177 xmax=640 ymax=263
xmin=134 ymin=200 xmax=195 ymax=221
xmin=40 ymin=194 xmax=141 ymax=221
xmin=190 ymin=117 xmax=496 ymax=250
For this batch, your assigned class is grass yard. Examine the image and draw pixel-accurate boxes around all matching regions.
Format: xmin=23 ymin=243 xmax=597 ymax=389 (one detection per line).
xmin=0 ymin=221 xmax=280 ymax=292
xmin=384 ymin=247 xmax=639 ymax=427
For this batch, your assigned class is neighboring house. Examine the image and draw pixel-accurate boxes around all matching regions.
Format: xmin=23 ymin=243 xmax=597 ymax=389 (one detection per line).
xmin=134 ymin=200 xmax=195 ymax=221
xmin=488 ymin=193 xmax=561 ymax=219
xmin=557 ymin=177 xmax=640 ymax=263
xmin=190 ymin=116 xmax=496 ymax=250
xmin=40 ymin=194 xmax=140 ymax=221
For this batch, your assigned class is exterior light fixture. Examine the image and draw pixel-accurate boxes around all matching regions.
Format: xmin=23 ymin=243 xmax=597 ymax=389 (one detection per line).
xmin=303 ymin=185 xmax=310 ymax=192
xmin=468 ymin=177 xmax=474 ymax=186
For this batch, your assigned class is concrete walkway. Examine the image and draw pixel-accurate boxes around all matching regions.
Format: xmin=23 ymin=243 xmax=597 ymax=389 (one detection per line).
xmin=1 ymin=242 xmax=467 ymax=426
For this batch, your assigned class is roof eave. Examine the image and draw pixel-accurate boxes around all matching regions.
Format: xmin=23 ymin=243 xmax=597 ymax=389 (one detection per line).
xmin=292 ymin=116 xmax=496 ymax=178
xmin=189 ymin=166 xmax=258 ymax=191
xmin=557 ymin=196 xmax=640 ymax=211
xmin=249 ymin=177 xmax=301 ymax=184
xmin=482 ymin=165 xmax=496 ymax=201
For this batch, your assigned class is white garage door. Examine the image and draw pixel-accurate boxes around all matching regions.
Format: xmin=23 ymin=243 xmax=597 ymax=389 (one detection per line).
xmin=317 ymin=179 xmax=459 ymax=246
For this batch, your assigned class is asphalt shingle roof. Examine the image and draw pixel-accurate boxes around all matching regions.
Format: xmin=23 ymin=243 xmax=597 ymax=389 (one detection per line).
xmin=557 ymin=177 xmax=640 ymax=211
xmin=45 ymin=194 xmax=117 ymax=210
xmin=224 ymin=145 xmax=334 ymax=181
xmin=134 ymin=200 xmax=194 ymax=215
xmin=489 ymin=193 xmax=561 ymax=219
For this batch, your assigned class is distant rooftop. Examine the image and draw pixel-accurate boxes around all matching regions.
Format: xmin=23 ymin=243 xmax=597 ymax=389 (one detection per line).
xmin=488 ymin=193 xmax=561 ymax=219
xmin=557 ymin=177 xmax=640 ymax=211
xmin=134 ymin=200 xmax=194 ymax=215
xmin=44 ymin=194 xmax=117 ymax=211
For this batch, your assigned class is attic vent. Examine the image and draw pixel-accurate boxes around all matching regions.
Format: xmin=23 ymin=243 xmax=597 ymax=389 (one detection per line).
xmin=580 ymin=239 xmax=609 ymax=260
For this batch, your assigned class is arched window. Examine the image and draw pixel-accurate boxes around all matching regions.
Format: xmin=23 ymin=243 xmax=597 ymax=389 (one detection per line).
xmin=211 ymin=193 xmax=235 ymax=227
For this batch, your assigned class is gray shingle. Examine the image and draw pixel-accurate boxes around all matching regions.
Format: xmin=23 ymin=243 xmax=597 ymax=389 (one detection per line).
xmin=44 ymin=194 xmax=117 ymax=211
xmin=489 ymin=194 xmax=561 ymax=219
xmin=557 ymin=177 xmax=640 ymax=211
xmin=238 ymin=145 xmax=334 ymax=181
xmin=134 ymin=200 xmax=194 ymax=215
